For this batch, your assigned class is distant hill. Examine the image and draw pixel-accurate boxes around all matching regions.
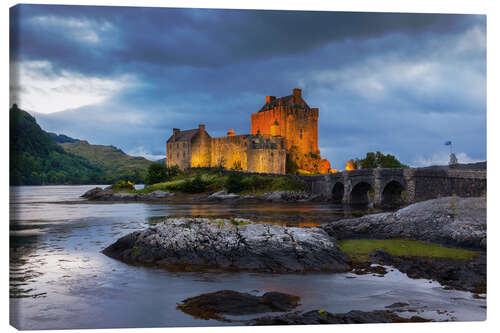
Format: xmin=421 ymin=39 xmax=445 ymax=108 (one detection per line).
xmin=10 ymin=104 xmax=153 ymax=185
xmin=60 ymin=140 xmax=152 ymax=183
xmin=10 ymin=105 xmax=102 ymax=185
xmin=48 ymin=132 xmax=79 ymax=144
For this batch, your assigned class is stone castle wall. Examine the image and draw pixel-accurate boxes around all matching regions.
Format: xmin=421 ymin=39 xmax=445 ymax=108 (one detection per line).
xmin=166 ymin=140 xmax=191 ymax=170
xmin=190 ymin=128 xmax=211 ymax=167
xmin=210 ymin=135 xmax=251 ymax=170
xmin=247 ymin=148 xmax=286 ymax=174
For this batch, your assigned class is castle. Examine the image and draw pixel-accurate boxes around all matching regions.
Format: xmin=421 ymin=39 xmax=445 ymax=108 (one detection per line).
xmin=166 ymin=88 xmax=331 ymax=174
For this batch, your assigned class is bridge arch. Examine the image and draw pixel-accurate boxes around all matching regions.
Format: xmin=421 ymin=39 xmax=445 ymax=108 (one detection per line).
xmin=331 ymin=182 xmax=344 ymax=204
xmin=350 ymin=181 xmax=374 ymax=205
xmin=381 ymin=180 xmax=405 ymax=207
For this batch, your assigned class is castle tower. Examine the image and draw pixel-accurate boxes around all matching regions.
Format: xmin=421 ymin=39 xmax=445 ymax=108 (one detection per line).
xmin=251 ymin=88 xmax=319 ymax=156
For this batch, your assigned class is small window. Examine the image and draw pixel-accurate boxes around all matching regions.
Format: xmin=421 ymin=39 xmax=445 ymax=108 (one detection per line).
xmin=300 ymin=129 xmax=303 ymax=139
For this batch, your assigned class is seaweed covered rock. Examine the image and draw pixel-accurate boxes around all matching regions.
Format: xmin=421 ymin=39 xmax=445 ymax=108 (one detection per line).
xmin=102 ymin=218 xmax=350 ymax=273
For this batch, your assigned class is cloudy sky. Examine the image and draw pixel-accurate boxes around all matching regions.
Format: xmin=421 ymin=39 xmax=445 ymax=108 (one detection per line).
xmin=10 ymin=4 xmax=486 ymax=168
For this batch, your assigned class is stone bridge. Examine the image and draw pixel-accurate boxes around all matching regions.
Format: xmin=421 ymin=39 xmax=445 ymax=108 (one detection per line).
xmin=299 ymin=168 xmax=486 ymax=207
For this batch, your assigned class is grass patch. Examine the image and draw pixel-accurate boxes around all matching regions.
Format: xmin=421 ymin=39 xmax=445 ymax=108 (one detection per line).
xmin=135 ymin=169 xmax=305 ymax=195
xmin=208 ymin=219 xmax=226 ymax=226
xmin=229 ymin=218 xmax=251 ymax=226
xmin=338 ymin=239 xmax=478 ymax=262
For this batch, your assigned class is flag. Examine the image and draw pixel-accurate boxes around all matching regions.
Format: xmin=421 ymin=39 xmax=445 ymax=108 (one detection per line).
xmin=444 ymin=141 xmax=452 ymax=146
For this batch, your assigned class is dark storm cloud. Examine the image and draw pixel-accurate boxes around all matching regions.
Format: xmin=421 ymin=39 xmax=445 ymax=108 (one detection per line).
xmin=11 ymin=4 xmax=486 ymax=167
xmin=11 ymin=5 xmax=480 ymax=73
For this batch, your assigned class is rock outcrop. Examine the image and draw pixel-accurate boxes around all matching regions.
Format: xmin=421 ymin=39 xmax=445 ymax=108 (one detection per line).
xmin=81 ymin=187 xmax=174 ymax=201
xmin=102 ymin=217 xmax=350 ymax=273
xmin=322 ymin=197 xmax=486 ymax=249
xmin=370 ymin=250 xmax=486 ymax=294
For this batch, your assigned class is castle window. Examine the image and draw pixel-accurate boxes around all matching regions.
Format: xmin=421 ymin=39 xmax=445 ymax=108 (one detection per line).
xmin=300 ymin=129 xmax=303 ymax=139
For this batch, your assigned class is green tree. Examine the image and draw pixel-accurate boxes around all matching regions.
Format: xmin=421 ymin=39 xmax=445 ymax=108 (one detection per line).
xmin=352 ymin=151 xmax=408 ymax=169
xmin=145 ymin=162 xmax=168 ymax=185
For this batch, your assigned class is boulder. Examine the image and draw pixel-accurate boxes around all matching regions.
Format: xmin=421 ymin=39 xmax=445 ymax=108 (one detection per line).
xmin=177 ymin=290 xmax=300 ymax=321
xmin=102 ymin=217 xmax=350 ymax=273
xmin=322 ymin=197 xmax=486 ymax=249
xmin=207 ymin=190 xmax=240 ymax=200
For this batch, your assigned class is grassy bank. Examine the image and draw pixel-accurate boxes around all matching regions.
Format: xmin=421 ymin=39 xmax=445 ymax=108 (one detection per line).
xmin=338 ymin=239 xmax=478 ymax=262
xmin=135 ymin=169 xmax=306 ymax=195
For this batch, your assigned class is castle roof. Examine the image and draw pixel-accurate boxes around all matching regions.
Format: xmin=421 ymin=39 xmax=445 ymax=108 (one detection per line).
xmin=167 ymin=128 xmax=199 ymax=143
xmin=258 ymin=94 xmax=311 ymax=113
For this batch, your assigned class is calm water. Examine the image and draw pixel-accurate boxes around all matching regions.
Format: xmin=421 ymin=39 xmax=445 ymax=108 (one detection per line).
xmin=9 ymin=186 xmax=486 ymax=330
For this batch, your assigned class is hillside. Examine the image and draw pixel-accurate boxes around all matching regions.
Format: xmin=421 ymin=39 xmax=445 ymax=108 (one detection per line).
xmin=60 ymin=140 xmax=152 ymax=183
xmin=10 ymin=104 xmax=153 ymax=185
xmin=10 ymin=105 xmax=102 ymax=185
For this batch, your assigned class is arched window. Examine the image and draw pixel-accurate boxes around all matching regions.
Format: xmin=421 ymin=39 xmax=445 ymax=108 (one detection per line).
xmin=300 ymin=129 xmax=303 ymax=139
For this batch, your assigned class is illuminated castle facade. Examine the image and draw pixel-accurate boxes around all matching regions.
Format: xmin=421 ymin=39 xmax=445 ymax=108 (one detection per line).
xmin=166 ymin=89 xmax=330 ymax=174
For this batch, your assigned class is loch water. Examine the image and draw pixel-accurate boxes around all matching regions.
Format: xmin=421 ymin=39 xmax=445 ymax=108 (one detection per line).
xmin=9 ymin=185 xmax=486 ymax=330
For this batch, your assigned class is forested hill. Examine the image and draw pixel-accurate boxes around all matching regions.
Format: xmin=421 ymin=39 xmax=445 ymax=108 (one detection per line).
xmin=10 ymin=105 xmax=152 ymax=185
xmin=10 ymin=105 xmax=102 ymax=185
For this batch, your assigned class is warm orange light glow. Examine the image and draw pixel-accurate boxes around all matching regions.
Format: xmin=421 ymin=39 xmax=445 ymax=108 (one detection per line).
xmin=227 ymin=128 xmax=235 ymax=137
xmin=345 ymin=161 xmax=356 ymax=171
xmin=329 ymin=169 xmax=339 ymax=173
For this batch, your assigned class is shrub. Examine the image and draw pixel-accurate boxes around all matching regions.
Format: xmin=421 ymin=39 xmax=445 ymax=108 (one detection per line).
xmin=111 ymin=180 xmax=135 ymax=191
xmin=179 ymin=174 xmax=209 ymax=193
xmin=145 ymin=162 xmax=167 ymax=185
xmin=166 ymin=165 xmax=181 ymax=179
xmin=225 ymin=172 xmax=249 ymax=193
xmin=286 ymin=154 xmax=299 ymax=174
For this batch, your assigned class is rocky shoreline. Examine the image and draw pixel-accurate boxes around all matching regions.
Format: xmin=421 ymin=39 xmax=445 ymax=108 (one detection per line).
xmin=81 ymin=187 xmax=175 ymax=201
xmin=81 ymin=187 xmax=319 ymax=203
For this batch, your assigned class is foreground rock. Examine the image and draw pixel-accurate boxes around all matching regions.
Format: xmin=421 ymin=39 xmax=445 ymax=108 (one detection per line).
xmin=322 ymin=197 xmax=486 ymax=249
xmin=102 ymin=218 xmax=350 ymax=273
xmin=247 ymin=309 xmax=431 ymax=325
xmin=370 ymin=250 xmax=486 ymax=294
xmin=81 ymin=187 xmax=174 ymax=201
xmin=177 ymin=290 xmax=300 ymax=321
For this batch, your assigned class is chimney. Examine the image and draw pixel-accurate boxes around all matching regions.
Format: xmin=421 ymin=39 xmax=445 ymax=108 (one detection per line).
xmin=293 ymin=88 xmax=302 ymax=98
xmin=266 ymin=96 xmax=276 ymax=103
xmin=198 ymin=124 xmax=206 ymax=131
xmin=173 ymin=128 xmax=180 ymax=137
